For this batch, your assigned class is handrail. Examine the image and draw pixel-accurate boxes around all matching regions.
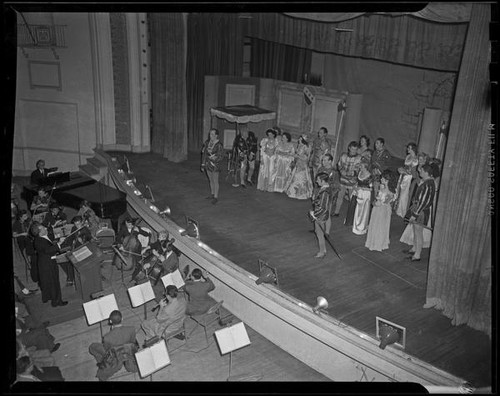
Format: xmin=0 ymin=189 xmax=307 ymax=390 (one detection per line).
xmin=93 ymin=148 xmax=465 ymax=386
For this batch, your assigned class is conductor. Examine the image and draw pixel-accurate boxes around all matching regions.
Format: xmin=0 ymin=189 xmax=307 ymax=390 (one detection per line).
xmin=30 ymin=159 xmax=58 ymax=186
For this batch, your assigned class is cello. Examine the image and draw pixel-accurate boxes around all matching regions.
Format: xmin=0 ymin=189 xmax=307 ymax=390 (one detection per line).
xmin=112 ymin=229 xmax=142 ymax=271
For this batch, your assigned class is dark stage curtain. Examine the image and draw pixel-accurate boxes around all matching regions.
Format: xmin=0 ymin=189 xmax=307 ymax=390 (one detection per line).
xmin=186 ymin=13 xmax=243 ymax=152
xmin=149 ymin=13 xmax=188 ymax=162
xmin=250 ymin=38 xmax=312 ymax=84
xmin=248 ymin=13 xmax=467 ymax=72
xmin=425 ymin=4 xmax=492 ymax=337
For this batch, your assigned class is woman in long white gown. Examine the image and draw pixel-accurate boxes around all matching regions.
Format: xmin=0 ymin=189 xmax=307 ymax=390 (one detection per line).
xmin=284 ymin=135 xmax=313 ymax=200
xmin=395 ymin=143 xmax=418 ymax=218
xmin=257 ymin=129 xmax=278 ymax=191
xmin=272 ymin=132 xmax=295 ymax=193
xmin=352 ymin=160 xmax=372 ymax=235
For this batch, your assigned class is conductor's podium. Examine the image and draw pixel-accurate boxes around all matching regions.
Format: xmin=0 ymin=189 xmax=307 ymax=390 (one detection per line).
xmin=67 ymin=242 xmax=104 ymax=302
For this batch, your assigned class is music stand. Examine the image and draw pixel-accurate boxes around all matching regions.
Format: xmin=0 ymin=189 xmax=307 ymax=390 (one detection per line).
xmin=257 ymin=259 xmax=279 ymax=287
xmin=214 ymin=322 xmax=252 ymax=381
xmin=83 ymin=292 xmax=119 ymax=341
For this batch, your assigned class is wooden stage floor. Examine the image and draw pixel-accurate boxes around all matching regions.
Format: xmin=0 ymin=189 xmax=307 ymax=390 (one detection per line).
xmin=121 ymin=151 xmax=491 ymax=387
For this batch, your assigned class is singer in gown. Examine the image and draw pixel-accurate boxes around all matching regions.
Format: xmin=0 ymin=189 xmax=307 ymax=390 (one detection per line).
xmin=272 ymin=132 xmax=295 ymax=193
xmin=352 ymin=160 xmax=372 ymax=235
xmin=285 ymin=135 xmax=313 ymax=200
xmin=257 ymin=129 xmax=278 ymax=191
xmin=395 ymin=143 xmax=419 ymax=218
xmin=365 ymin=170 xmax=397 ymax=251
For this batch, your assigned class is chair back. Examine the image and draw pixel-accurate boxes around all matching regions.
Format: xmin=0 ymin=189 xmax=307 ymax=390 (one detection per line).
xmin=163 ymin=317 xmax=186 ymax=339
xmin=96 ymin=227 xmax=116 ymax=248
xmin=206 ymin=300 xmax=224 ymax=315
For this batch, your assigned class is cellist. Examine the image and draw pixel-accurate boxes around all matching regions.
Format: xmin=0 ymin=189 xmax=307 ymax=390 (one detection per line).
xmin=115 ymin=217 xmax=151 ymax=245
xmin=115 ymin=217 xmax=151 ymax=277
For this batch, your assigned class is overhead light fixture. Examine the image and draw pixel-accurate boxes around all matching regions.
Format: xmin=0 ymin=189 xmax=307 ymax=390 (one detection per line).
xmin=312 ymin=296 xmax=328 ymax=314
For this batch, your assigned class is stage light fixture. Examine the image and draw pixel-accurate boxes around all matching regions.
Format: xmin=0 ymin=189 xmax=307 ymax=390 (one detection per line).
xmin=255 ymin=260 xmax=279 ymax=286
xmin=159 ymin=206 xmax=171 ymax=218
xmin=180 ymin=216 xmax=199 ymax=239
xmin=133 ymin=189 xmax=142 ymax=196
xmin=312 ymin=296 xmax=328 ymax=314
xmin=378 ymin=324 xmax=401 ymax=350
xmin=125 ymin=179 xmax=134 ymax=186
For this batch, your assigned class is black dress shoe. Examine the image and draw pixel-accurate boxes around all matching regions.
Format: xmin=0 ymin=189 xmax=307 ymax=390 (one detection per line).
xmin=333 ymin=213 xmax=340 ymax=217
xmin=51 ymin=343 xmax=61 ymax=353
xmin=402 ymin=249 xmax=414 ymax=254
xmin=52 ymin=300 xmax=68 ymax=307
xmin=205 ymin=195 xmax=214 ymax=200
xmin=42 ymin=299 xmax=49 ymax=304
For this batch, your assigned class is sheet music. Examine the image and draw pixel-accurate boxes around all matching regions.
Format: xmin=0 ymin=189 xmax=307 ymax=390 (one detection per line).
xmin=73 ymin=245 xmax=93 ymax=262
xmin=135 ymin=339 xmax=170 ymax=378
xmin=128 ymin=282 xmax=155 ymax=307
xmin=215 ymin=322 xmax=251 ymax=355
xmin=161 ymin=269 xmax=185 ymax=289
xmin=83 ymin=294 xmax=118 ymax=325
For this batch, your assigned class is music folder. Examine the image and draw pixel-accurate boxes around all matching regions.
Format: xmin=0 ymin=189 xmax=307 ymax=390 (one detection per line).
xmin=135 ymin=339 xmax=170 ymax=378
xmin=214 ymin=322 xmax=251 ymax=355
xmin=128 ymin=281 xmax=155 ymax=308
xmin=83 ymin=293 xmax=119 ymax=326
xmin=161 ymin=269 xmax=185 ymax=290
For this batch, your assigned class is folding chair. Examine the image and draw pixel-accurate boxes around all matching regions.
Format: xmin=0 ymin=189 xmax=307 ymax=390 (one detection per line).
xmin=188 ymin=300 xmax=224 ymax=345
xmin=162 ymin=317 xmax=188 ymax=353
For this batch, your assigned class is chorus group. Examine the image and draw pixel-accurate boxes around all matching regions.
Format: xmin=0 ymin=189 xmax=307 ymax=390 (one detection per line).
xmin=200 ymin=127 xmax=441 ymax=260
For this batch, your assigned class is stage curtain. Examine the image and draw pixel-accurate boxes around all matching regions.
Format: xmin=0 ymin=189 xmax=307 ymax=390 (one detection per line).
xmin=186 ymin=13 xmax=243 ymax=152
xmin=322 ymin=53 xmax=456 ymax=157
xmin=248 ymin=13 xmax=467 ymax=72
xmin=250 ymin=38 xmax=312 ymax=84
xmin=149 ymin=13 xmax=188 ymax=162
xmin=425 ymin=4 xmax=492 ymax=337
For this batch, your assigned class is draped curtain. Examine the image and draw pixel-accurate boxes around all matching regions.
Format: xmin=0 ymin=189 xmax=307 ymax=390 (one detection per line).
xmin=186 ymin=13 xmax=243 ymax=152
xmin=250 ymin=38 xmax=312 ymax=84
xmin=149 ymin=13 xmax=188 ymax=162
xmin=248 ymin=12 xmax=467 ymax=72
xmin=425 ymin=4 xmax=491 ymax=337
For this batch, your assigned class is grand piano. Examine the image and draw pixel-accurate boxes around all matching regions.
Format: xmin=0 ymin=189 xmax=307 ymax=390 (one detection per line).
xmin=23 ymin=172 xmax=127 ymax=231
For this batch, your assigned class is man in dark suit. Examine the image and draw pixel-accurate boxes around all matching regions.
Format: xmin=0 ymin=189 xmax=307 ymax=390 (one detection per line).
xmin=184 ymin=268 xmax=216 ymax=315
xmin=32 ymin=224 xmax=68 ymax=307
xmin=30 ymin=159 xmax=57 ymax=185
xmin=88 ymin=310 xmax=138 ymax=381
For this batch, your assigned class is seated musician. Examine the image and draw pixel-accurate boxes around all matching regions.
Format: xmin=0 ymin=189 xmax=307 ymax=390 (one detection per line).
xmin=11 ymin=182 xmax=29 ymax=214
xmin=12 ymin=209 xmax=31 ymax=254
xmin=144 ymin=230 xmax=180 ymax=299
xmin=61 ymin=216 xmax=93 ymax=250
xmin=88 ymin=310 xmax=139 ymax=381
xmin=141 ymin=285 xmax=187 ymax=341
xmin=184 ymin=268 xmax=216 ymax=315
xmin=30 ymin=188 xmax=53 ymax=215
xmin=43 ymin=203 xmax=68 ymax=240
xmin=116 ymin=217 xmax=151 ymax=246
xmin=77 ymin=200 xmax=101 ymax=237
xmin=30 ymin=159 xmax=57 ymax=186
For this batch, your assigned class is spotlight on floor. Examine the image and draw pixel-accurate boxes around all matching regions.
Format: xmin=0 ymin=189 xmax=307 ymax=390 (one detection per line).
xmin=312 ymin=296 xmax=328 ymax=314
xmin=159 ymin=206 xmax=171 ymax=218
xmin=255 ymin=259 xmax=279 ymax=286
xmin=180 ymin=216 xmax=199 ymax=239
xmin=376 ymin=317 xmax=405 ymax=350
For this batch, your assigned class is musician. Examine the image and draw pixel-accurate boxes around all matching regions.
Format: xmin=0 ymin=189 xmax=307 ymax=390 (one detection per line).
xmin=32 ymin=223 xmax=68 ymax=307
xmin=30 ymin=159 xmax=57 ymax=186
xmin=30 ymin=187 xmax=53 ymax=214
xmin=309 ymin=172 xmax=332 ymax=259
xmin=115 ymin=217 xmax=151 ymax=245
xmin=77 ymin=200 xmax=101 ymax=237
xmin=88 ymin=310 xmax=138 ymax=381
xmin=141 ymin=285 xmax=187 ymax=340
xmin=184 ymin=268 xmax=216 ymax=315
xmin=61 ymin=216 xmax=93 ymax=249
xmin=406 ymin=164 xmax=436 ymax=262
xmin=11 ymin=182 xmax=29 ymax=214
xmin=12 ymin=209 xmax=31 ymax=254
xmin=201 ymin=128 xmax=224 ymax=205
xmin=43 ymin=203 xmax=68 ymax=239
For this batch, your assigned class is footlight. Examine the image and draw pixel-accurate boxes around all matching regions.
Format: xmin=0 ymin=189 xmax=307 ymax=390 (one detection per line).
xmin=312 ymin=296 xmax=328 ymax=314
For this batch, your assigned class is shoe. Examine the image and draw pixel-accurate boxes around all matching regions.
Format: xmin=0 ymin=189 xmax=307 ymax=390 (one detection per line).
xmin=24 ymin=289 xmax=38 ymax=296
xmin=410 ymin=257 xmax=421 ymax=262
xmin=205 ymin=195 xmax=214 ymax=200
xmin=333 ymin=213 xmax=340 ymax=217
xmin=240 ymin=184 xmax=246 ymax=188
xmin=173 ymin=333 xmax=185 ymax=340
xmin=211 ymin=198 xmax=218 ymax=205
xmin=42 ymin=299 xmax=49 ymax=304
xmin=402 ymin=249 xmax=414 ymax=254
xmin=51 ymin=343 xmax=61 ymax=353
xmin=51 ymin=300 xmax=68 ymax=307
xmin=314 ymin=253 xmax=326 ymax=259
xmin=247 ymin=180 xmax=253 ymax=186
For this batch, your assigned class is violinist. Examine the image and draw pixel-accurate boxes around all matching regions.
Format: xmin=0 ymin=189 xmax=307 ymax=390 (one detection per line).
xmin=30 ymin=188 xmax=53 ymax=215
xmin=61 ymin=216 xmax=92 ymax=250
xmin=12 ymin=210 xmax=31 ymax=256
xmin=77 ymin=200 xmax=101 ymax=237
xmin=43 ymin=203 xmax=67 ymax=240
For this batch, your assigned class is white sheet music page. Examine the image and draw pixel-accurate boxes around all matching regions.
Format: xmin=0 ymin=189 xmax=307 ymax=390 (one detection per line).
xmin=161 ymin=269 xmax=185 ymax=289
xmin=83 ymin=294 xmax=118 ymax=325
xmin=135 ymin=339 xmax=170 ymax=378
xmin=73 ymin=245 xmax=92 ymax=262
xmin=128 ymin=282 xmax=155 ymax=307
xmin=215 ymin=322 xmax=251 ymax=355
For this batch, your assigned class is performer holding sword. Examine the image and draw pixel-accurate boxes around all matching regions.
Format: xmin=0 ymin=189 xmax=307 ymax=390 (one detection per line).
xmin=309 ymin=172 xmax=342 ymax=260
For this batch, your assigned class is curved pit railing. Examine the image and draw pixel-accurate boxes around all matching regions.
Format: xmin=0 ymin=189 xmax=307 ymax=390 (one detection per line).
xmin=94 ymin=149 xmax=464 ymax=386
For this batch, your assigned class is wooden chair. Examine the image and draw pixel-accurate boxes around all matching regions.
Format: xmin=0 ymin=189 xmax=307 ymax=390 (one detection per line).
xmin=161 ymin=317 xmax=188 ymax=353
xmin=187 ymin=300 xmax=224 ymax=345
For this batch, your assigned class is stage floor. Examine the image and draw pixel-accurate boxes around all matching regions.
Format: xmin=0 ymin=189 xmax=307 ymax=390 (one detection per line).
xmin=118 ymin=150 xmax=491 ymax=387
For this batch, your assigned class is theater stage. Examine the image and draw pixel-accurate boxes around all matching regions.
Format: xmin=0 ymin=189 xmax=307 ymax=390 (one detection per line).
xmin=118 ymin=150 xmax=491 ymax=387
